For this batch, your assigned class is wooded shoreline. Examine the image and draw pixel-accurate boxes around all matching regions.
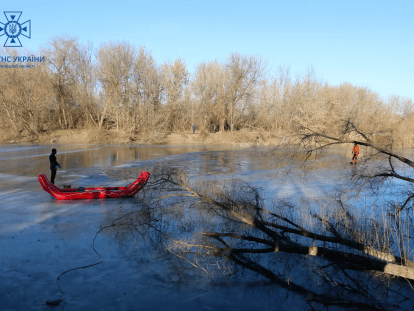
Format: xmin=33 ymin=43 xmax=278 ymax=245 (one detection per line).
xmin=1 ymin=37 xmax=413 ymax=150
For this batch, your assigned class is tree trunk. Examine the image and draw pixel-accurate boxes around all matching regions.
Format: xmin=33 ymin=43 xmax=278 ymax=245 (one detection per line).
xmin=99 ymin=99 xmax=111 ymax=130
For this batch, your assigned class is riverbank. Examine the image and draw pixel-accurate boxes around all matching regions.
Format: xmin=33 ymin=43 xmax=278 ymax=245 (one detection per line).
xmin=1 ymin=128 xmax=283 ymax=147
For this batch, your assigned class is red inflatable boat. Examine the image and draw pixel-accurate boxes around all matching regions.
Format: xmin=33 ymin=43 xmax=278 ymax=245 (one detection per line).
xmin=38 ymin=171 xmax=150 ymax=200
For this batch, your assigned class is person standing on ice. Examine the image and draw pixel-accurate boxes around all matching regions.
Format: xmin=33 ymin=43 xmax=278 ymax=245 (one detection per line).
xmin=351 ymin=143 xmax=359 ymax=165
xmin=49 ymin=148 xmax=60 ymax=184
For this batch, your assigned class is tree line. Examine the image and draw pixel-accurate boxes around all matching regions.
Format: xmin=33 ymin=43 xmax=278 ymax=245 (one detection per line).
xmin=1 ymin=36 xmax=413 ymax=146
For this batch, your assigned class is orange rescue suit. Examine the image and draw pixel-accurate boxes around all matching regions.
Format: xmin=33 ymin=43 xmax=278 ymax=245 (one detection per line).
xmin=353 ymin=145 xmax=359 ymax=155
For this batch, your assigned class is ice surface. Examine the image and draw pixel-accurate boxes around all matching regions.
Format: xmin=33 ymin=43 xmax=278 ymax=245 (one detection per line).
xmin=0 ymin=144 xmax=413 ymax=310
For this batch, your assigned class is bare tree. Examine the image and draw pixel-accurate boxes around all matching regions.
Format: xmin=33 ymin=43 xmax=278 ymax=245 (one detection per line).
xmin=96 ymin=40 xmax=135 ymax=130
xmin=224 ymin=53 xmax=266 ymax=131
xmin=132 ymin=47 xmax=164 ymax=134
xmin=42 ymin=36 xmax=80 ymax=129
xmin=72 ymin=40 xmax=98 ymax=128
xmin=294 ymin=120 xmax=414 ymax=215
xmin=110 ymin=166 xmax=414 ymax=310
xmin=0 ymin=48 xmax=51 ymax=136
xmin=161 ymin=58 xmax=189 ymax=131
xmin=191 ymin=60 xmax=224 ymax=131
xmin=252 ymin=65 xmax=292 ymax=133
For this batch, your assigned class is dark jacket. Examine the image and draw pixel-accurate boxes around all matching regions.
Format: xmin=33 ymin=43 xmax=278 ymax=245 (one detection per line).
xmin=49 ymin=153 xmax=60 ymax=170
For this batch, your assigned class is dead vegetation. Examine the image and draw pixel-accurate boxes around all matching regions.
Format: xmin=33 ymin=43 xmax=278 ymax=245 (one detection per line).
xmin=1 ymin=38 xmax=413 ymax=146
xmin=105 ymin=164 xmax=412 ymax=310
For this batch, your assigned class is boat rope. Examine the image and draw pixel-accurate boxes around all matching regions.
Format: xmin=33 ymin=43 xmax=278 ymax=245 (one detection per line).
xmin=53 ymin=210 xmax=148 ymax=311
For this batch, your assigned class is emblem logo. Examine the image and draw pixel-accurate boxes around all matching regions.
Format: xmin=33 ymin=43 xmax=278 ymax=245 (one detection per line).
xmin=0 ymin=11 xmax=31 ymax=47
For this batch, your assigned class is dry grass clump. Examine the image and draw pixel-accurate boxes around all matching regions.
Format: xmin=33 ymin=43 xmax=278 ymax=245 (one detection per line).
xmin=162 ymin=130 xmax=275 ymax=146
xmin=138 ymin=131 xmax=167 ymax=144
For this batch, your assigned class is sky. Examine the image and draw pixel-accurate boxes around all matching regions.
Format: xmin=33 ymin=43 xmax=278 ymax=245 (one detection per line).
xmin=1 ymin=0 xmax=413 ymax=101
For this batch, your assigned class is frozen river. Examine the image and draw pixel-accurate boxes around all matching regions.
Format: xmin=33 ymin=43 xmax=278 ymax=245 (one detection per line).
xmin=0 ymin=143 xmax=412 ymax=310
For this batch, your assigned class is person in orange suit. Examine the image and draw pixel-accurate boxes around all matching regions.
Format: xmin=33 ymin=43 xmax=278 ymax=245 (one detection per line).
xmin=351 ymin=143 xmax=359 ymax=165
